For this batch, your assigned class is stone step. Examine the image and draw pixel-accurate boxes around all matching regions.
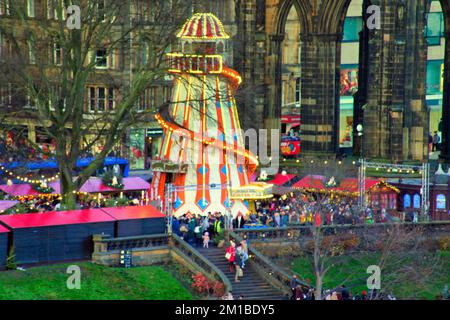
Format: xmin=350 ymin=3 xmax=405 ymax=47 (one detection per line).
xmin=194 ymin=246 xmax=284 ymax=300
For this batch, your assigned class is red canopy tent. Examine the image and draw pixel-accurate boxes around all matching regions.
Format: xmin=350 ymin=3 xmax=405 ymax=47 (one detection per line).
xmin=79 ymin=177 xmax=150 ymax=193
xmin=102 ymin=205 xmax=165 ymax=220
xmin=0 ymin=181 xmax=60 ymax=197
xmin=0 ymin=208 xmax=115 ymax=229
xmin=293 ymin=175 xmax=326 ymax=190
xmin=0 ymin=225 xmax=8 ymax=234
xmin=331 ymin=178 xmax=381 ymax=193
xmin=101 ymin=205 xmax=165 ymax=237
xmin=268 ymin=173 xmax=296 ymax=186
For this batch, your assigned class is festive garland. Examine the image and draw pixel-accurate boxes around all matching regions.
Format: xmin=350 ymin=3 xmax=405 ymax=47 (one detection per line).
xmin=105 ymin=181 xmax=124 ymax=190
xmin=32 ymin=184 xmax=55 ymax=194
xmin=101 ymin=171 xmax=124 ymax=190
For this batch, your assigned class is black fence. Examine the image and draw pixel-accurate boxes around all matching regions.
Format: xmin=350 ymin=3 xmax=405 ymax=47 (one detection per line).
xmin=0 ymin=230 xmax=7 ymax=270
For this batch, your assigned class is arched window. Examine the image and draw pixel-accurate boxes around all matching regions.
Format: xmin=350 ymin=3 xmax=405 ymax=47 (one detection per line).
xmin=403 ymin=194 xmax=411 ymax=208
xmin=413 ymin=194 xmax=421 ymax=209
xmin=436 ymin=194 xmax=446 ymax=210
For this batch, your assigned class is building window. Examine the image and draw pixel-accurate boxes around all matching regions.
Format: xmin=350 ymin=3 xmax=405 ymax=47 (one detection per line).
xmin=108 ymin=89 xmax=115 ymax=110
xmin=28 ymin=41 xmax=36 ymax=65
xmin=138 ymin=87 xmax=157 ymax=111
xmin=88 ymin=86 xmax=115 ymax=112
xmin=27 ymin=0 xmax=36 ymax=18
xmin=97 ymin=0 xmax=106 ymax=21
xmin=413 ymin=194 xmax=421 ymax=209
xmin=436 ymin=194 xmax=446 ymax=210
xmin=426 ymin=12 xmax=444 ymax=45
xmin=295 ymin=78 xmax=301 ymax=104
xmin=342 ymin=17 xmax=363 ymax=42
xmin=426 ymin=60 xmax=444 ymax=95
xmin=95 ymin=49 xmax=108 ymax=68
xmin=403 ymin=194 xmax=411 ymax=208
xmin=89 ymin=87 xmax=96 ymax=112
xmin=203 ymin=0 xmax=226 ymax=21
xmin=0 ymin=83 xmax=12 ymax=106
xmin=48 ymin=0 xmax=66 ymax=20
xmin=0 ymin=0 xmax=10 ymax=16
xmin=53 ymin=43 xmax=63 ymax=65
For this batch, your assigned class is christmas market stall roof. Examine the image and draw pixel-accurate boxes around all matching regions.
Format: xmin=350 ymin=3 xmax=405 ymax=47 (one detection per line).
xmin=102 ymin=205 xmax=165 ymax=220
xmin=0 ymin=200 xmax=18 ymax=212
xmin=0 ymin=224 xmax=8 ymax=234
xmin=292 ymin=175 xmax=326 ymax=190
xmin=0 ymin=181 xmax=60 ymax=197
xmin=79 ymin=177 xmax=151 ymax=193
xmin=101 ymin=205 xmax=165 ymax=237
xmin=0 ymin=209 xmax=116 ymax=264
xmin=331 ymin=178 xmax=400 ymax=194
xmin=268 ymin=173 xmax=297 ymax=186
xmin=0 ymin=208 xmax=115 ymax=229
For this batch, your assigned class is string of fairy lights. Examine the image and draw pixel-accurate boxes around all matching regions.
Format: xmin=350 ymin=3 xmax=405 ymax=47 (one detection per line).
xmin=281 ymin=159 xmax=423 ymax=175
xmin=0 ymin=165 xmax=60 ymax=184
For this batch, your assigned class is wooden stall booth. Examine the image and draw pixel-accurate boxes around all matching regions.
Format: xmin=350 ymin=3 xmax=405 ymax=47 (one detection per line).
xmin=0 ymin=209 xmax=115 ymax=264
xmin=0 ymin=225 xmax=9 ymax=270
xmin=230 ymin=182 xmax=274 ymax=214
xmin=102 ymin=205 xmax=166 ymax=237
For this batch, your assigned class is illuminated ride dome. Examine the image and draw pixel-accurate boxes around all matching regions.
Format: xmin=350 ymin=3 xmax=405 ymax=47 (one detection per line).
xmin=151 ymin=13 xmax=268 ymax=217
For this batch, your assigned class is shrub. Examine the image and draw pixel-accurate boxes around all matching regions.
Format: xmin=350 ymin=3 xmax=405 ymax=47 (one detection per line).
xmin=191 ymin=272 xmax=225 ymax=297
xmin=438 ymin=236 xmax=450 ymax=251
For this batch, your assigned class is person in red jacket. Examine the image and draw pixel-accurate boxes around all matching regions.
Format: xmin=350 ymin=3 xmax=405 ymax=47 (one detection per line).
xmin=315 ymin=212 xmax=322 ymax=226
xmin=225 ymin=241 xmax=236 ymax=273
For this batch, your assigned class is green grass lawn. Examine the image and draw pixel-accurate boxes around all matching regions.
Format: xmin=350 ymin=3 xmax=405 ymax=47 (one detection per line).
xmin=292 ymin=251 xmax=450 ymax=300
xmin=0 ymin=262 xmax=193 ymax=300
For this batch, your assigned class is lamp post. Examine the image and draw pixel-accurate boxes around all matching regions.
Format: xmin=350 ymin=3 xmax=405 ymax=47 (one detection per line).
xmin=356 ymin=124 xmax=365 ymax=210
xmin=357 ymin=124 xmax=363 ymax=158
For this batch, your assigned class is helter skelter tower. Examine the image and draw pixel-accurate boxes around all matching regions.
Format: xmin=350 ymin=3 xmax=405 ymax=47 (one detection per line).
xmin=151 ymin=13 xmax=260 ymax=217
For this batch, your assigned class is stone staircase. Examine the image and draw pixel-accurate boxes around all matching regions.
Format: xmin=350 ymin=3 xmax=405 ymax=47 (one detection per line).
xmin=196 ymin=246 xmax=284 ymax=300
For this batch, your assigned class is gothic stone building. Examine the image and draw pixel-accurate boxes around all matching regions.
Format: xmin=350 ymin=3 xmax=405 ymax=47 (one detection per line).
xmin=231 ymin=0 xmax=450 ymax=163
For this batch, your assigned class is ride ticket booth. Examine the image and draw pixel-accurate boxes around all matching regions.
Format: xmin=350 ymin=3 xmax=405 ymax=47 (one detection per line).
xmin=230 ymin=182 xmax=273 ymax=214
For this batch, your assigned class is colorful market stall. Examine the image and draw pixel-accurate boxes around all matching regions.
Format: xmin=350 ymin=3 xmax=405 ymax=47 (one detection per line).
xmin=102 ymin=205 xmax=165 ymax=237
xmin=0 ymin=209 xmax=115 ymax=264
xmin=390 ymin=178 xmax=450 ymax=221
xmin=332 ymin=178 xmax=400 ymax=213
xmin=230 ymin=182 xmax=273 ymax=213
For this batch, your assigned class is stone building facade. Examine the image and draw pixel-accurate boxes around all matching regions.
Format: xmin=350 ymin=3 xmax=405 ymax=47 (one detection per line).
xmin=231 ymin=0 xmax=450 ymax=163
xmin=2 ymin=0 xmax=450 ymax=165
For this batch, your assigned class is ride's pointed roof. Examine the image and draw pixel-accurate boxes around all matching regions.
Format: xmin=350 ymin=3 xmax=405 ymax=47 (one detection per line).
xmin=177 ymin=13 xmax=230 ymax=40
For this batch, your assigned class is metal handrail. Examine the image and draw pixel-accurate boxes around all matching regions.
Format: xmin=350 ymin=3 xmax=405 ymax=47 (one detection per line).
xmin=232 ymin=221 xmax=450 ymax=241
xmin=171 ymin=234 xmax=232 ymax=293
xmin=229 ymin=231 xmax=311 ymax=294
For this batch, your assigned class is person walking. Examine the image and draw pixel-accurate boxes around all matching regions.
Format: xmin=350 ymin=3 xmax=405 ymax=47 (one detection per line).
xmin=225 ymin=241 xmax=236 ymax=273
xmin=234 ymin=245 xmax=244 ymax=283
xmin=290 ymin=275 xmax=298 ymax=300
xmin=433 ymin=131 xmax=440 ymax=152
xmin=202 ymin=232 xmax=210 ymax=248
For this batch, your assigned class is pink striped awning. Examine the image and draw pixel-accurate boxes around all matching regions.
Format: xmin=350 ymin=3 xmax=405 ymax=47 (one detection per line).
xmin=79 ymin=177 xmax=150 ymax=193
xmin=0 ymin=182 xmax=60 ymax=197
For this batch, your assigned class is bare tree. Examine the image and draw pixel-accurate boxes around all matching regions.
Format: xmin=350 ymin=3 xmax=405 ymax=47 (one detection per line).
xmin=298 ymin=219 xmax=443 ymax=300
xmin=0 ymin=0 xmax=192 ymax=208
